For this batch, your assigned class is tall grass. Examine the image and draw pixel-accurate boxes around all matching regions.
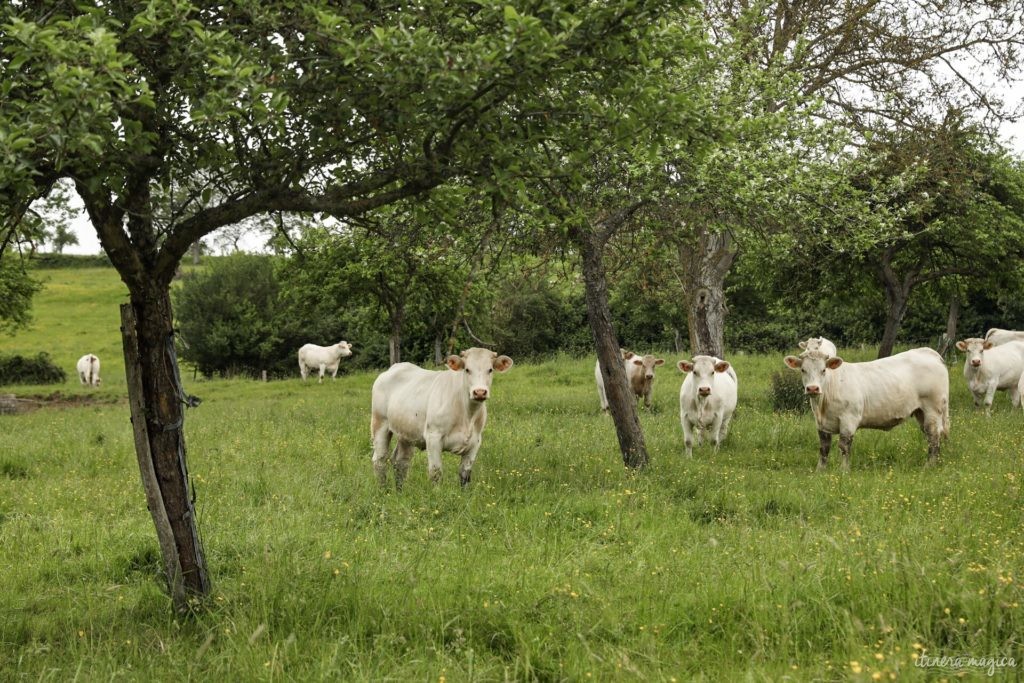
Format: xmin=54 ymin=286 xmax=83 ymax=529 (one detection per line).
xmin=0 ymin=269 xmax=1022 ymax=680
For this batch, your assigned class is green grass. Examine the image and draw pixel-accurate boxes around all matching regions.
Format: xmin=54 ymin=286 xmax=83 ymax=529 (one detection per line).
xmin=1 ymin=268 xmax=1023 ymax=680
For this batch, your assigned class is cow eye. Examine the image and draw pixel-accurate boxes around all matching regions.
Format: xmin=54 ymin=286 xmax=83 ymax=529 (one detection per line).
xmin=488 ymin=368 xmax=493 ymax=374
xmin=465 ymin=368 xmax=470 ymax=373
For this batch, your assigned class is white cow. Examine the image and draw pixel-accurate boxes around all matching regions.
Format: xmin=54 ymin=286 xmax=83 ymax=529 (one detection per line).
xmin=370 ymin=347 xmax=513 ymax=489
xmin=783 ymin=348 xmax=949 ymax=470
xmin=76 ymin=354 xmax=101 ymax=387
xmin=298 ymin=341 xmax=353 ymax=383
xmin=798 ymin=336 xmax=837 ymax=358
xmin=677 ymin=355 xmax=737 ymax=457
xmin=595 ymin=350 xmax=665 ymax=411
xmin=955 ymin=338 xmax=1024 ymax=413
xmin=984 ymin=328 xmax=1024 ymax=347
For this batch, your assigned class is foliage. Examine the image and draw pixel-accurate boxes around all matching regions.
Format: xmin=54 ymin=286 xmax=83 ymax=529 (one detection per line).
xmin=0 ymin=352 xmax=65 ymax=385
xmin=29 ymin=253 xmax=112 ymax=269
xmin=173 ymin=254 xmax=294 ymax=378
xmin=0 ymin=257 xmax=40 ymax=333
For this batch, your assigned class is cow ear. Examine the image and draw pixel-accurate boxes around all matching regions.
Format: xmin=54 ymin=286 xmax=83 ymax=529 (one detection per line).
xmin=783 ymin=355 xmax=802 ymax=370
xmin=622 ymin=350 xmax=635 ymax=359
xmin=654 ymin=358 xmax=665 ymax=366
xmin=493 ymin=355 xmax=513 ymax=372
xmin=677 ymin=360 xmax=693 ymax=372
xmin=955 ymin=341 xmax=967 ymax=351
xmin=825 ymin=356 xmax=844 ymax=370
xmin=460 ymin=349 xmax=469 ymax=358
xmin=632 ymin=358 xmax=643 ymax=366
xmin=798 ymin=341 xmax=807 ymax=350
xmin=446 ymin=355 xmax=465 ymax=371
xmin=983 ymin=341 xmax=993 ymax=350
xmin=714 ymin=361 xmax=730 ymax=373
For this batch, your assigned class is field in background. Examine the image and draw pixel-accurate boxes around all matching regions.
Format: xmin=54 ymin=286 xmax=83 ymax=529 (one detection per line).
xmin=1 ymin=268 xmax=1022 ymax=680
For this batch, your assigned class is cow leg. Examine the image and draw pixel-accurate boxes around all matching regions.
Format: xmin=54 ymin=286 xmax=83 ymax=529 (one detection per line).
xmin=643 ymin=389 xmax=652 ymax=411
xmin=392 ymin=440 xmax=414 ymax=491
xmin=597 ymin=381 xmax=609 ymax=412
xmin=1010 ymin=385 xmax=1021 ymax=409
xmin=318 ymin=364 xmax=326 ymax=384
xmin=838 ymin=433 xmax=854 ymax=472
xmin=719 ymin=412 xmax=733 ymax=442
xmin=425 ymin=432 xmax=444 ymax=484
xmin=330 ymin=364 xmax=339 ymax=380
xmin=710 ymin=413 xmax=725 ymax=453
xmin=915 ymin=409 xmax=942 ymax=466
xmin=681 ymin=415 xmax=694 ymax=457
xmin=299 ymin=360 xmax=307 ymax=381
xmin=79 ymin=372 xmax=87 ymax=385
xmin=459 ymin=439 xmax=482 ymax=488
xmin=984 ymin=385 xmax=997 ymax=416
xmin=371 ymin=415 xmax=392 ymax=487
xmin=817 ymin=430 xmax=832 ymax=471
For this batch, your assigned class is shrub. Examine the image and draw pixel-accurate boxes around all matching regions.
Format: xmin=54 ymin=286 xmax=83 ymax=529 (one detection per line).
xmin=768 ymin=369 xmax=808 ymax=413
xmin=0 ymin=352 xmax=67 ymax=385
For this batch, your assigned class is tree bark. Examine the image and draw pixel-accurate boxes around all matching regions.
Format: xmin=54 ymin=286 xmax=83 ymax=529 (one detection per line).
xmin=877 ymin=249 xmax=915 ymax=358
xmin=676 ymin=227 xmax=735 ymax=358
xmin=190 ymin=240 xmax=201 ymax=265
xmin=388 ymin=307 xmax=403 ymax=365
xmin=938 ymin=294 xmax=960 ymax=357
xmin=577 ymin=229 xmax=648 ymax=469
xmin=121 ymin=289 xmax=209 ymax=609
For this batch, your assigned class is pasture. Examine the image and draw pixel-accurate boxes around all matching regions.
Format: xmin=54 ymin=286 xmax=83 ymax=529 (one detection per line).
xmin=1 ymin=268 xmax=1023 ymax=680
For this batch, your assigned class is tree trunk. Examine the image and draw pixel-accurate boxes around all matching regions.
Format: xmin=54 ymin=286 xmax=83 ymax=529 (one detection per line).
xmin=433 ymin=332 xmax=445 ymax=366
xmin=677 ymin=227 xmax=735 ymax=358
xmin=938 ymin=294 xmax=960 ymax=357
xmin=120 ymin=288 xmax=209 ymax=610
xmin=388 ymin=307 xmax=403 ymax=365
xmin=577 ymin=230 xmax=648 ymax=469
xmin=878 ymin=283 xmax=911 ymax=358
xmin=190 ymin=240 xmax=201 ymax=265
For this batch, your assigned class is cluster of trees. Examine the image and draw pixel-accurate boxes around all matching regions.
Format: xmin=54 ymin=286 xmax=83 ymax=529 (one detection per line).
xmin=3 ymin=0 xmax=1024 ymax=607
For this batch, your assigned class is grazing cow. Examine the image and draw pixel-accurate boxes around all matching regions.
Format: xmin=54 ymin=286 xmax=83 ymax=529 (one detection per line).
xmin=76 ymin=354 xmax=101 ymax=387
xmin=677 ymin=356 xmax=737 ymax=457
xmin=798 ymin=336 xmax=837 ymax=358
xmin=370 ymin=347 xmax=513 ymax=489
xmin=955 ymin=338 xmax=1024 ymax=413
xmin=984 ymin=328 xmax=1024 ymax=347
xmin=596 ymin=350 xmax=665 ymax=411
xmin=783 ymin=348 xmax=949 ymax=470
xmin=298 ymin=341 xmax=353 ymax=383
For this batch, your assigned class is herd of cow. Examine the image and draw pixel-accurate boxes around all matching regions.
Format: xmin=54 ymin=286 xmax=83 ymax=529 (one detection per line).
xmin=71 ymin=328 xmax=1024 ymax=486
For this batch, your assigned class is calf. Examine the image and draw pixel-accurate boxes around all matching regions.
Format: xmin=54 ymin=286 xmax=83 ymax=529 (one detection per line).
xmin=798 ymin=336 xmax=837 ymax=358
xmin=76 ymin=354 xmax=101 ymax=387
xmin=984 ymin=328 xmax=1024 ymax=347
xmin=955 ymin=338 xmax=1024 ymax=413
xmin=595 ymin=350 xmax=665 ymax=411
xmin=783 ymin=348 xmax=949 ymax=470
xmin=678 ymin=356 xmax=737 ymax=457
xmin=371 ymin=347 xmax=513 ymax=489
xmin=298 ymin=341 xmax=353 ymax=383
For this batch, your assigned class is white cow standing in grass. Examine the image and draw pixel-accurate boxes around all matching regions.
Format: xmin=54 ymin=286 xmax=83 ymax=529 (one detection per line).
xmin=984 ymin=328 xmax=1024 ymax=347
xmin=76 ymin=354 xmax=101 ymax=387
xmin=370 ymin=347 xmax=513 ymax=489
xmin=595 ymin=349 xmax=665 ymax=411
xmin=298 ymin=341 xmax=353 ymax=383
xmin=955 ymin=338 xmax=1024 ymax=413
xmin=677 ymin=356 xmax=737 ymax=457
xmin=798 ymin=336 xmax=837 ymax=358
xmin=783 ymin=348 xmax=949 ymax=470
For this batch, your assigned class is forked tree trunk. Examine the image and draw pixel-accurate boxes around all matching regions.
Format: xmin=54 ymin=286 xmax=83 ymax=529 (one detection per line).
xmin=677 ymin=227 xmax=735 ymax=358
xmin=577 ymin=229 xmax=648 ymax=469
xmin=121 ymin=287 xmax=208 ymax=610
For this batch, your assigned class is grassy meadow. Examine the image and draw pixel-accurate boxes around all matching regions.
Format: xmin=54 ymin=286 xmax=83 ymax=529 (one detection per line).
xmin=1 ymin=267 xmax=1023 ymax=681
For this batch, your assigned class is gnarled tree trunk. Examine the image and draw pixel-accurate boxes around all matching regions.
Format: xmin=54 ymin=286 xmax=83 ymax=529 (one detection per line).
xmin=677 ymin=227 xmax=736 ymax=358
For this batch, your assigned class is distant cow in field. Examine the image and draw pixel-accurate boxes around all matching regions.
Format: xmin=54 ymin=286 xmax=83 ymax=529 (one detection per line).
xmin=677 ymin=355 xmax=737 ymax=457
xmin=298 ymin=341 xmax=353 ymax=383
xmin=783 ymin=348 xmax=949 ymax=470
xmin=955 ymin=338 xmax=1024 ymax=413
xmin=984 ymin=328 xmax=1024 ymax=347
xmin=798 ymin=336 xmax=837 ymax=358
xmin=76 ymin=354 xmax=101 ymax=387
xmin=595 ymin=349 xmax=665 ymax=411
xmin=371 ymin=347 xmax=513 ymax=489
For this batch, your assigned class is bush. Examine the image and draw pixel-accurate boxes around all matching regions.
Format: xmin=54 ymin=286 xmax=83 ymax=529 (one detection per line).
xmin=768 ymin=370 xmax=808 ymax=413
xmin=0 ymin=352 xmax=67 ymax=385
xmin=29 ymin=253 xmax=112 ymax=269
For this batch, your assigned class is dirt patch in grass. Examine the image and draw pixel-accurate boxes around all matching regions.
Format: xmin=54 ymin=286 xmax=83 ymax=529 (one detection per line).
xmin=0 ymin=392 xmax=123 ymax=414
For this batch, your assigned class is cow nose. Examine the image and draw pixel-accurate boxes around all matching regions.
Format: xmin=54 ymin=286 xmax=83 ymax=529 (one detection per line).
xmin=806 ymin=385 xmax=820 ymax=395
xmin=698 ymin=387 xmax=711 ymax=396
xmin=472 ymin=388 xmax=488 ymax=401
xmin=646 ymin=373 xmax=654 ymax=379
xmin=971 ymin=359 xmax=981 ymax=367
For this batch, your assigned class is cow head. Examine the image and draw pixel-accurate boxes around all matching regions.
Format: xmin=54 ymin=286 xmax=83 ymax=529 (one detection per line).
xmin=620 ymin=348 xmax=635 ymax=360
xmin=336 ymin=341 xmax=353 ymax=357
xmin=798 ymin=337 xmax=825 ymax=353
xmin=446 ymin=347 xmax=514 ymax=402
xmin=955 ymin=337 xmax=991 ymax=368
xmin=631 ymin=354 xmax=665 ymax=380
xmin=784 ymin=350 xmax=842 ymax=395
xmin=678 ymin=355 xmax=730 ymax=397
